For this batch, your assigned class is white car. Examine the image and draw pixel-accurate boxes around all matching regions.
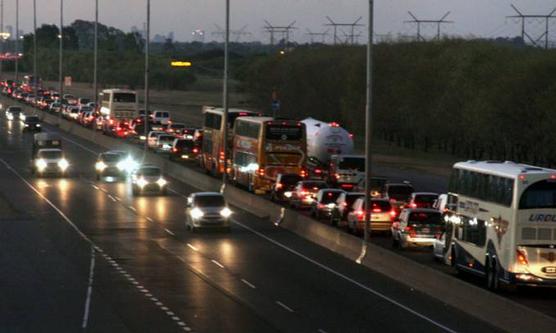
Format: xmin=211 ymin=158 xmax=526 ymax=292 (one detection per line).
xmin=185 ymin=192 xmax=231 ymax=232
xmin=150 ymin=110 xmax=171 ymax=125
xmin=391 ymin=208 xmax=444 ymax=249
xmin=32 ymin=148 xmax=70 ymax=177
xmin=155 ymin=134 xmax=175 ymax=153
xmin=131 ymin=165 xmax=168 ymax=196
xmin=147 ymin=131 xmax=166 ymax=148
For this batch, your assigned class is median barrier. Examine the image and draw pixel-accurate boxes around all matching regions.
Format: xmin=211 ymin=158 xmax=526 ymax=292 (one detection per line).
xmin=36 ymin=110 xmax=556 ymax=333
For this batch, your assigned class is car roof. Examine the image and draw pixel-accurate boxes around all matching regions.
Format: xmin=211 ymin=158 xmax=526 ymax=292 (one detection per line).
xmin=192 ymin=192 xmax=223 ymax=197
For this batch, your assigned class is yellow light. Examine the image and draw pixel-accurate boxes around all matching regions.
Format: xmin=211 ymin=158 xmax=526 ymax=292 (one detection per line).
xmin=170 ymin=61 xmax=192 ymax=68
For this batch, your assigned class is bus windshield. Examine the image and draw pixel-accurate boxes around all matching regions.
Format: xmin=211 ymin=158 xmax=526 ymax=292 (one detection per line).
xmin=113 ymin=93 xmax=136 ymax=103
xmin=519 ymin=180 xmax=556 ymax=209
xmin=266 ymin=125 xmax=303 ymax=141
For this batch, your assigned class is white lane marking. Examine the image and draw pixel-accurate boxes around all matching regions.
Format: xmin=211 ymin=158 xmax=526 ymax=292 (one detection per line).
xmin=107 ymin=194 xmax=117 ymax=202
xmin=211 ymin=259 xmax=224 ymax=268
xmin=113 ymin=196 xmax=120 ymax=201
xmin=7 ymin=130 xmax=12 ymax=134
xmin=241 ymin=278 xmax=256 ymax=289
xmin=276 ymin=301 xmax=294 ymax=313
xmin=232 ymin=219 xmax=458 ymax=333
xmin=0 ymin=159 xmax=192 ymax=331
xmin=187 ymin=243 xmax=198 ymax=251
xmin=317 ymin=329 xmax=328 ymax=333
xmin=146 ymin=217 xmax=154 ymax=223
xmin=91 ymin=184 xmax=99 ymax=190
xmin=128 ymin=205 xmax=136 ymax=212
xmin=164 ymin=228 xmax=175 ymax=236
xmin=81 ymin=245 xmax=96 ymax=329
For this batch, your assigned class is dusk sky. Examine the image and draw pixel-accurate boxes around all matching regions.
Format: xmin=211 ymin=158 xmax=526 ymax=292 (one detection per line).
xmin=4 ymin=0 xmax=556 ymax=42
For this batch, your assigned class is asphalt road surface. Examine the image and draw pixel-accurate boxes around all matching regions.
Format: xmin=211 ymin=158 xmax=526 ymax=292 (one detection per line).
xmin=0 ymin=112 xmax=503 ymax=332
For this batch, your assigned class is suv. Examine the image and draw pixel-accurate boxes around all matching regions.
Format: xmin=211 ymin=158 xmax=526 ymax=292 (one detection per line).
xmin=328 ymin=154 xmax=365 ymax=191
xmin=32 ymin=148 xmax=69 ymax=177
xmin=131 ymin=165 xmax=168 ymax=196
xmin=330 ymin=192 xmax=364 ymax=226
xmin=347 ymin=198 xmax=395 ymax=235
xmin=151 ymin=110 xmax=171 ymax=125
xmin=270 ymin=173 xmax=303 ymax=202
xmin=185 ymin=192 xmax=232 ymax=232
xmin=391 ymin=208 xmax=444 ymax=249
xmin=407 ymin=192 xmax=439 ymax=209
xmin=22 ymin=115 xmax=41 ymax=132
xmin=169 ymin=138 xmax=200 ymax=161
xmin=310 ymin=189 xmax=345 ymax=220
xmin=5 ymin=106 xmax=22 ymax=120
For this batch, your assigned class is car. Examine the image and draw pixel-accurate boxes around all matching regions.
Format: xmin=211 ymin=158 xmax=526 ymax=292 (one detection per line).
xmin=391 ymin=208 xmax=444 ymax=249
xmin=165 ymin=122 xmax=186 ymax=135
xmin=329 ymin=192 xmax=364 ymax=226
xmin=169 ymin=138 xmax=200 ymax=161
xmin=147 ymin=130 xmax=166 ymax=148
xmin=407 ymin=192 xmax=439 ymax=209
xmin=150 ymin=110 xmax=171 ymax=125
xmin=22 ymin=115 xmax=41 ymax=132
xmin=95 ymin=151 xmax=137 ymax=180
xmin=432 ymin=231 xmax=449 ymax=263
xmin=328 ymin=154 xmax=365 ymax=191
xmin=32 ymin=148 xmax=70 ymax=177
xmin=310 ymin=189 xmax=345 ymax=220
xmin=5 ymin=106 xmax=22 ymax=120
xmin=49 ymin=101 xmax=62 ymax=113
xmin=347 ymin=198 xmax=396 ymax=235
xmin=433 ymin=193 xmax=448 ymax=212
xmin=131 ymin=165 xmax=168 ymax=196
xmin=270 ymin=173 xmax=303 ymax=202
xmin=384 ymin=183 xmax=415 ymax=208
xmin=155 ymin=134 xmax=176 ymax=153
xmin=289 ymin=180 xmax=328 ymax=209
xmin=185 ymin=192 xmax=232 ymax=232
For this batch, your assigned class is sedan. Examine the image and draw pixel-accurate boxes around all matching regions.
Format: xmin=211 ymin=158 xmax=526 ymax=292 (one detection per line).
xmin=131 ymin=165 xmax=168 ymax=196
xmin=185 ymin=192 xmax=232 ymax=232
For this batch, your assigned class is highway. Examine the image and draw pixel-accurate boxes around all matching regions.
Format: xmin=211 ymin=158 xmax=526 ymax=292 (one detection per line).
xmin=0 ymin=108 xmax=502 ymax=332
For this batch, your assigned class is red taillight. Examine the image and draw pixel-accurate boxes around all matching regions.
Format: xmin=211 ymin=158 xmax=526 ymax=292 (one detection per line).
xmin=409 ymin=203 xmax=417 ymax=208
xmin=405 ymin=226 xmax=416 ymax=238
xmin=192 ymin=148 xmax=199 ymax=154
xmin=372 ymin=208 xmax=382 ymax=213
xmin=335 ymin=173 xmax=340 ymax=179
xmin=315 ymin=168 xmax=322 ymax=174
xmin=258 ymin=167 xmax=265 ymax=176
xmin=516 ymin=249 xmax=529 ymax=266
xmin=389 ymin=209 xmax=398 ymax=220
xmin=172 ymin=147 xmax=178 ymax=153
xmin=355 ymin=210 xmax=364 ymax=217
xmin=300 ymin=190 xmax=308 ymax=196
xmin=300 ymin=169 xmax=307 ymax=178
xmin=276 ymin=183 xmax=283 ymax=190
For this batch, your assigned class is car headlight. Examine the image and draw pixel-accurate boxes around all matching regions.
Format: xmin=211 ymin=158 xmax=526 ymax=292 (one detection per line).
xmin=35 ymin=159 xmax=47 ymax=170
xmin=36 ymin=124 xmax=41 ymax=127
xmin=139 ymin=135 xmax=146 ymax=140
xmin=327 ymin=203 xmax=336 ymax=209
xmin=58 ymin=159 xmax=69 ymax=171
xmin=284 ymin=191 xmax=292 ymax=198
xmin=191 ymin=207 xmax=204 ymax=219
xmin=117 ymin=157 xmax=138 ymax=173
xmin=220 ymin=207 xmax=232 ymax=218
xmin=156 ymin=178 xmax=167 ymax=187
xmin=7 ymin=114 xmax=13 ymax=120
xmin=137 ymin=177 xmax=148 ymax=188
xmin=95 ymin=161 xmax=107 ymax=171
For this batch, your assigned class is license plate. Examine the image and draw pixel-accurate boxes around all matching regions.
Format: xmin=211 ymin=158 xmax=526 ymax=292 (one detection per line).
xmin=181 ymin=155 xmax=189 ymax=159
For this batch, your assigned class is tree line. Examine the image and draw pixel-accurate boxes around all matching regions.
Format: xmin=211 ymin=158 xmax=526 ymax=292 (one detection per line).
xmin=237 ymin=40 xmax=556 ymax=166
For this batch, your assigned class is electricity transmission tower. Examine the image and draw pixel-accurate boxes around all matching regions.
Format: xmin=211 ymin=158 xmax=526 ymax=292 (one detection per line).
xmin=212 ymin=24 xmax=251 ymax=42
xmin=507 ymin=4 xmax=556 ymax=49
xmin=324 ymin=16 xmax=363 ymax=45
xmin=305 ymin=28 xmax=329 ymax=44
xmin=404 ymin=11 xmax=453 ymax=41
xmin=263 ymin=20 xmax=297 ymax=46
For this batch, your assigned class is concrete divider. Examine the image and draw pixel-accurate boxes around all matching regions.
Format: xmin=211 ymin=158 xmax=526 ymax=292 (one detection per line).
xmin=37 ymin=110 xmax=556 ymax=333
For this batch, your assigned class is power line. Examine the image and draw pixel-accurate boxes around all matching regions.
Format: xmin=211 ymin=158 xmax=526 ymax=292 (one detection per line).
xmin=507 ymin=4 xmax=556 ymax=49
xmin=324 ymin=16 xmax=363 ymax=45
xmin=404 ymin=11 xmax=453 ymax=41
xmin=305 ymin=28 xmax=329 ymax=44
xmin=263 ymin=20 xmax=297 ymax=47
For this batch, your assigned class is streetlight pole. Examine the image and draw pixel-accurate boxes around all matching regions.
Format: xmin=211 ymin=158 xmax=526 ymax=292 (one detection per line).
xmin=144 ymin=0 xmax=150 ymax=151
xmin=1 ymin=0 xmax=4 ymax=79
xmin=93 ymin=0 xmax=98 ymax=105
xmin=33 ymin=0 xmax=37 ymax=94
xmin=221 ymin=0 xmax=230 ymax=192
xmin=59 ymin=0 xmax=63 ymax=102
xmin=14 ymin=0 xmax=18 ymax=81
xmin=363 ymin=0 xmax=374 ymax=249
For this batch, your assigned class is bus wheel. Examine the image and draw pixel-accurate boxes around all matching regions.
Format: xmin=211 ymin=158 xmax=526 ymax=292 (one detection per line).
xmin=486 ymin=259 xmax=500 ymax=291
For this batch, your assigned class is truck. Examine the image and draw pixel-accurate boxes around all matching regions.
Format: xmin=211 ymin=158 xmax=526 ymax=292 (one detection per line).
xmin=31 ymin=133 xmax=69 ymax=176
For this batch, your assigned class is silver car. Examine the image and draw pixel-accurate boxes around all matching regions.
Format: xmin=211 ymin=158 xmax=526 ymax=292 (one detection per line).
xmin=391 ymin=208 xmax=444 ymax=249
xmin=185 ymin=192 xmax=232 ymax=232
xmin=131 ymin=165 xmax=168 ymax=196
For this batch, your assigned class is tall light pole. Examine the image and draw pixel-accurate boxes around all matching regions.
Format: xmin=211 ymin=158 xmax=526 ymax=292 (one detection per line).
xmin=1 ymin=0 xmax=4 ymax=79
xmin=363 ymin=0 xmax=374 ymax=248
xmin=143 ymin=0 xmax=150 ymax=151
xmin=93 ymin=0 xmax=98 ymax=105
xmin=14 ymin=0 xmax=18 ymax=81
xmin=59 ymin=0 xmax=63 ymax=98
xmin=33 ymin=0 xmax=37 ymax=94
xmin=221 ymin=0 xmax=230 ymax=191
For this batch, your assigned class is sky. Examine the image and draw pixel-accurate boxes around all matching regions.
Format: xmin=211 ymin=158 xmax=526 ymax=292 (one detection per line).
xmin=3 ymin=0 xmax=556 ymax=43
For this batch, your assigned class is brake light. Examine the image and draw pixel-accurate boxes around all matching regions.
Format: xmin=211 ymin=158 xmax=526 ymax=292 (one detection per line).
xmin=372 ymin=208 xmax=382 ymax=213
xmin=315 ymin=168 xmax=322 ymax=174
xmin=409 ymin=203 xmax=417 ymax=208
xmin=276 ymin=183 xmax=283 ymax=190
xmin=258 ymin=167 xmax=265 ymax=177
xmin=329 ymin=122 xmax=340 ymax=127
xmin=389 ymin=209 xmax=398 ymax=219
xmin=219 ymin=150 xmax=225 ymax=160
xmin=355 ymin=210 xmax=364 ymax=217
xmin=516 ymin=249 xmax=529 ymax=266
xmin=300 ymin=190 xmax=308 ymax=196
xmin=192 ymin=148 xmax=199 ymax=153
xmin=172 ymin=147 xmax=177 ymax=153
xmin=300 ymin=169 xmax=307 ymax=178
xmin=335 ymin=173 xmax=340 ymax=179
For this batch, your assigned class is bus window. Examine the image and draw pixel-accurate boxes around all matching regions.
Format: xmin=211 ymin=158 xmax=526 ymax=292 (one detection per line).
xmin=266 ymin=125 xmax=303 ymax=141
xmin=113 ymin=93 xmax=136 ymax=103
xmin=519 ymin=179 xmax=556 ymax=209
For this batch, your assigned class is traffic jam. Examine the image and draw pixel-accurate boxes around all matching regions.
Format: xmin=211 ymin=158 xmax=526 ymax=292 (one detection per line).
xmin=3 ymin=76 xmax=556 ymax=291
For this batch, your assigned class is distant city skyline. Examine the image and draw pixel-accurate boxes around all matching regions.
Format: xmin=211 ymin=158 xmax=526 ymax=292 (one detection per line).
xmin=2 ymin=0 xmax=556 ymax=43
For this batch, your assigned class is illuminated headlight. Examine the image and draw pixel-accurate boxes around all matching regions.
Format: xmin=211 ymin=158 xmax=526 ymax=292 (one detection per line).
xmin=139 ymin=135 xmax=146 ymax=141
xmin=137 ymin=177 xmax=148 ymax=188
xmin=36 ymin=124 xmax=41 ymax=127
xmin=156 ymin=178 xmax=167 ymax=187
xmin=6 ymin=113 xmax=13 ymax=120
xmin=162 ymin=144 xmax=171 ymax=149
xmin=24 ymin=123 xmax=29 ymax=127
xmin=220 ymin=207 xmax=232 ymax=218
xmin=191 ymin=207 xmax=204 ymax=219
xmin=35 ymin=159 xmax=47 ymax=171
xmin=284 ymin=191 xmax=292 ymax=198
xmin=327 ymin=203 xmax=336 ymax=209
xmin=95 ymin=161 xmax=107 ymax=171
xmin=58 ymin=159 xmax=69 ymax=171
xmin=185 ymin=135 xmax=194 ymax=140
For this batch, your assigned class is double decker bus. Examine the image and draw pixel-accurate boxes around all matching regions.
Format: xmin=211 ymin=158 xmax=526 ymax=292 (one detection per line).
xmin=200 ymin=106 xmax=260 ymax=175
xmin=231 ymin=117 xmax=307 ymax=194
xmin=99 ymin=89 xmax=138 ymax=137
xmin=443 ymin=160 xmax=556 ymax=289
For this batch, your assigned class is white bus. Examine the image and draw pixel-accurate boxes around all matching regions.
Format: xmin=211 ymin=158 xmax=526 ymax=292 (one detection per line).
xmin=443 ymin=161 xmax=556 ymax=289
xmin=99 ymin=89 xmax=138 ymax=135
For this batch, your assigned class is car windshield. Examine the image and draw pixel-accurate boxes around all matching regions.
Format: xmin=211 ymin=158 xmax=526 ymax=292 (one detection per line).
xmin=338 ymin=157 xmax=365 ymax=172
xmin=39 ymin=150 xmax=62 ymax=159
xmin=139 ymin=168 xmax=161 ymax=177
xmin=345 ymin=194 xmax=364 ymax=206
xmin=194 ymin=195 xmax=225 ymax=207
xmin=519 ymin=180 xmax=556 ymax=209
xmin=159 ymin=135 xmax=174 ymax=141
xmin=25 ymin=116 xmax=39 ymax=122
xmin=8 ymin=107 xmax=21 ymax=112
xmin=371 ymin=200 xmax=392 ymax=211
xmin=321 ymin=191 xmax=343 ymax=204
xmin=81 ymin=107 xmax=92 ymax=112
xmin=408 ymin=211 xmax=442 ymax=225
xmin=102 ymin=154 xmax=123 ymax=162
xmin=176 ymin=140 xmax=195 ymax=148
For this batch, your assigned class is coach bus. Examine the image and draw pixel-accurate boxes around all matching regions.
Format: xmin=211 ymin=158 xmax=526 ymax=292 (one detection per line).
xmin=443 ymin=160 xmax=556 ymax=289
xmin=200 ymin=106 xmax=260 ymax=175
xmin=231 ymin=117 xmax=307 ymax=194
xmin=99 ymin=89 xmax=138 ymax=136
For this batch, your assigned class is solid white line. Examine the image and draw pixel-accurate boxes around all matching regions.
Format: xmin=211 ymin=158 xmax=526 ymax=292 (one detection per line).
xmin=91 ymin=184 xmax=99 ymax=190
xmin=275 ymin=301 xmax=294 ymax=313
xmin=108 ymin=194 xmax=117 ymax=202
xmin=187 ymin=243 xmax=198 ymax=251
xmin=81 ymin=246 xmax=96 ymax=329
xmin=146 ymin=217 xmax=154 ymax=223
xmin=241 ymin=278 xmax=256 ymax=289
xmin=232 ymin=219 xmax=458 ymax=333
xmin=128 ymin=205 xmax=136 ymax=212
xmin=164 ymin=228 xmax=175 ymax=236
xmin=114 ymin=196 xmax=121 ymax=201
xmin=211 ymin=259 xmax=224 ymax=268
xmin=317 ymin=329 xmax=328 ymax=333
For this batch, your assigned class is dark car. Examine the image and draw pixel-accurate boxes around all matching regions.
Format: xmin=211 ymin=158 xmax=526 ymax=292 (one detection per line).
xmin=270 ymin=173 xmax=303 ymax=202
xmin=169 ymin=138 xmax=200 ymax=161
xmin=22 ymin=115 xmax=41 ymax=132
xmin=310 ymin=189 xmax=345 ymax=220
xmin=289 ymin=180 xmax=328 ymax=209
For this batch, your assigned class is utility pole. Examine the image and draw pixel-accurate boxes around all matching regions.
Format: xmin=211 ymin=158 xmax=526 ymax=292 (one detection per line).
xmin=221 ymin=0 xmax=230 ymax=191
xmin=324 ymin=16 xmax=363 ymax=45
xmin=93 ymin=0 xmax=98 ymax=105
xmin=263 ymin=20 xmax=296 ymax=47
xmin=0 ymin=0 xmax=4 ymax=79
xmin=59 ymin=0 xmax=63 ymax=102
xmin=405 ymin=11 xmax=453 ymax=41
xmin=507 ymin=4 xmax=556 ymax=49
xmin=144 ymin=0 xmax=150 ymax=150
xmin=33 ymin=0 xmax=37 ymax=94
xmin=14 ymin=0 xmax=18 ymax=81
